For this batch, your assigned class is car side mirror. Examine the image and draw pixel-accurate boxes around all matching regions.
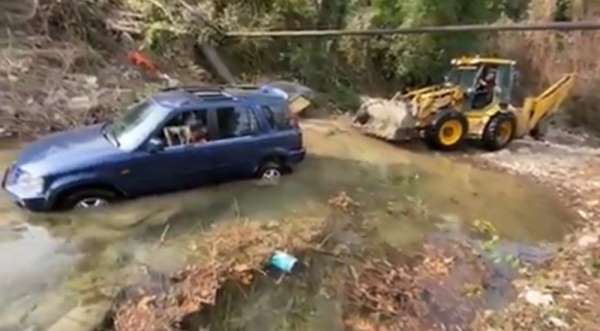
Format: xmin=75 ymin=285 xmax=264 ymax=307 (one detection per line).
xmin=147 ymin=138 xmax=165 ymax=153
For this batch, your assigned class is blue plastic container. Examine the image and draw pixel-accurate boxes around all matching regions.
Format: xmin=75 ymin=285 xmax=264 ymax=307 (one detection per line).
xmin=269 ymin=251 xmax=298 ymax=273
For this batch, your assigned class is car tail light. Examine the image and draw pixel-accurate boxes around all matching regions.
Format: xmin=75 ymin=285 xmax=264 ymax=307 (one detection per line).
xmin=289 ymin=114 xmax=300 ymax=129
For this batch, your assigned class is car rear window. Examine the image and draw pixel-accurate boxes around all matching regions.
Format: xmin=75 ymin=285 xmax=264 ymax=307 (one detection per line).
xmin=261 ymin=104 xmax=292 ymax=131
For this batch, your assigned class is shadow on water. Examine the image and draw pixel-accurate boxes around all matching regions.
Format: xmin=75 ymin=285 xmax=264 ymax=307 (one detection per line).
xmin=0 ymin=122 xmax=576 ymax=330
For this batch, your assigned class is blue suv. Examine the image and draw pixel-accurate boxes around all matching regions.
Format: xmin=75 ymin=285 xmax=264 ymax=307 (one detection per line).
xmin=2 ymin=85 xmax=305 ymax=211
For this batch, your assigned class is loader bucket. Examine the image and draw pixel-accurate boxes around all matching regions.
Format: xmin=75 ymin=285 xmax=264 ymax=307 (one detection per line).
xmin=353 ymin=97 xmax=419 ymax=142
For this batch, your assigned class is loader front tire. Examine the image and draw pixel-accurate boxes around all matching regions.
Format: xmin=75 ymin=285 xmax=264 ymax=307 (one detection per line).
xmin=482 ymin=113 xmax=516 ymax=151
xmin=425 ymin=110 xmax=468 ymax=151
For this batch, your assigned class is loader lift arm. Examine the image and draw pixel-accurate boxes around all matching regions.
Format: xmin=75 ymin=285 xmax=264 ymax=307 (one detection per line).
xmin=517 ymin=74 xmax=575 ymax=138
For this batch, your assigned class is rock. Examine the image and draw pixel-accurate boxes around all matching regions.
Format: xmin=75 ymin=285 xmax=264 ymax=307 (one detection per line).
xmin=47 ymin=302 xmax=110 ymax=331
xmin=159 ymin=73 xmax=180 ymax=87
xmin=523 ymin=289 xmax=554 ymax=307
xmin=332 ymin=243 xmax=351 ymax=256
xmin=577 ymin=234 xmax=598 ymax=248
xmin=84 ymin=76 xmax=98 ymax=88
xmin=586 ymin=200 xmax=599 ymax=208
xmin=264 ymin=220 xmax=279 ymax=230
xmin=67 ymin=96 xmax=94 ymax=111
xmin=577 ymin=209 xmax=590 ymax=220
xmin=548 ymin=316 xmax=569 ymax=329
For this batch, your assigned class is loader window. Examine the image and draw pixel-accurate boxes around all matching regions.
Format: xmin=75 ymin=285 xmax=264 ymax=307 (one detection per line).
xmin=447 ymin=67 xmax=478 ymax=89
xmin=497 ymin=65 xmax=514 ymax=104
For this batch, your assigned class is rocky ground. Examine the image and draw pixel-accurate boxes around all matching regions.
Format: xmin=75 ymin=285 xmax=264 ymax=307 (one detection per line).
xmin=471 ymin=127 xmax=600 ymax=331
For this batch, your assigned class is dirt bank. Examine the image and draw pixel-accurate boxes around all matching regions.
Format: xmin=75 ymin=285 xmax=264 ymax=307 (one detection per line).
xmin=471 ymin=127 xmax=600 ymax=331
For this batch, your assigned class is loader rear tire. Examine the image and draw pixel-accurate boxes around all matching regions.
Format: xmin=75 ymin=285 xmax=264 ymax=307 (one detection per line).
xmin=425 ymin=110 xmax=468 ymax=151
xmin=482 ymin=113 xmax=516 ymax=151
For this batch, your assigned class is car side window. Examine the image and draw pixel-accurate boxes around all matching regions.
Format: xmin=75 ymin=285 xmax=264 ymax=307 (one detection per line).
xmin=159 ymin=110 xmax=209 ymax=148
xmin=261 ymin=105 xmax=276 ymax=129
xmin=215 ymin=107 xmax=258 ymax=140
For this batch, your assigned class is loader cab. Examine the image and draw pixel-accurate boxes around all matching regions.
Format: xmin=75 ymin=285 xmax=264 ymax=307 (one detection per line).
xmin=454 ymin=62 xmax=516 ymax=111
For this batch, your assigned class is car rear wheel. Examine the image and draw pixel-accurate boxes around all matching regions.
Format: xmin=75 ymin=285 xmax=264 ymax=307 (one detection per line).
xmin=60 ymin=189 xmax=117 ymax=210
xmin=258 ymin=161 xmax=283 ymax=185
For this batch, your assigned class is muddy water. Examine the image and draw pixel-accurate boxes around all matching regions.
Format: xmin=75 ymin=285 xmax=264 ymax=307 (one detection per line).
xmin=0 ymin=119 xmax=574 ymax=330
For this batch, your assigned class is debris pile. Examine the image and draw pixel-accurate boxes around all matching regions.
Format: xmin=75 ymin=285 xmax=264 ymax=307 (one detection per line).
xmin=0 ymin=37 xmax=143 ymax=137
xmin=345 ymin=241 xmax=493 ymax=331
xmin=328 ymin=191 xmax=361 ymax=214
xmin=111 ymin=216 xmax=328 ymax=331
xmin=346 ymin=259 xmax=427 ymax=326
xmin=0 ymin=0 xmax=205 ymax=138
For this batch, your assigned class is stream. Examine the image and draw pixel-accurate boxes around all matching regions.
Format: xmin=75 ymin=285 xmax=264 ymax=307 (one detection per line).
xmin=0 ymin=119 xmax=575 ymax=330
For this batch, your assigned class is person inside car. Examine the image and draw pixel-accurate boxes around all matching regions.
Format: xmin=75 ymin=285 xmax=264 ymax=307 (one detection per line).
xmin=184 ymin=114 xmax=209 ymax=145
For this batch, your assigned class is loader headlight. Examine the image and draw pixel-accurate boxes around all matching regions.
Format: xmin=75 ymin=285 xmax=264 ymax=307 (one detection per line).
xmin=15 ymin=171 xmax=45 ymax=195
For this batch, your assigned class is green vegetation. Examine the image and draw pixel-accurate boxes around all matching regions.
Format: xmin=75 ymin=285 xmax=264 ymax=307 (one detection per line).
xmin=112 ymin=0 xmax=535 ymax=110
xmin=10 ymin=0 xmax=589 ymax=113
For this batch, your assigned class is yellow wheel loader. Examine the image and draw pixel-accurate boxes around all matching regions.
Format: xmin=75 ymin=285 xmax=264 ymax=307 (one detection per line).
xmin=353 ymin=56 xmax=575 ymax=151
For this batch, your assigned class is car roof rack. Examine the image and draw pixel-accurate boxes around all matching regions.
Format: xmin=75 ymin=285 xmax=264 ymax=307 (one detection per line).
xmin=220 ymin=84 xmax=260 ymax=90
xmin=161 ymin=85 xmax=222 ymax=93
xmin=161 ymin=85 xmax=235 ymax=100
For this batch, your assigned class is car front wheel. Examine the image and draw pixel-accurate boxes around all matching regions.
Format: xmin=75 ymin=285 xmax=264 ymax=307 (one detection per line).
xmin=59 ymin=189 xmax=117 ymax=210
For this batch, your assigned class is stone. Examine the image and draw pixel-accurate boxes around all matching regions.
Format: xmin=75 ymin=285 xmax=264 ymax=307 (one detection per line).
xmin=577 ymin=209 xmax=590 ymax=220
xmin=67 ymin=96 xmax=93 ymax=111
xmin=577 ymin=234 xmax=598 ymax=248
xmin=84 ymin=76 xmax=98 ymax=88
xmin=548 ymin=316 xmax=569 ymax=329
xmin=523 ymin=289 xmax=554 ymax=307
xmin=586 ymin=200 xmax=599 ymax=207
xmin=47 ymin=302 xmax=110 ymax=331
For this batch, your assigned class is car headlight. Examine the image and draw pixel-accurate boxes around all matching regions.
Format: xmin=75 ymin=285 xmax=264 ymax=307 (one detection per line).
xmin=16 ymin=171 xmax=45 ymax=195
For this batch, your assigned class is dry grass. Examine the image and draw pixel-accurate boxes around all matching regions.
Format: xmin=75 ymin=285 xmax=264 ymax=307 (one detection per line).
xmin=0 ymin=0 xmax=134 ymax=137
xmin=494 ymin=0 xmax=600 ymax=130
xmin=345 ymin=241 xmax=491 ymax=331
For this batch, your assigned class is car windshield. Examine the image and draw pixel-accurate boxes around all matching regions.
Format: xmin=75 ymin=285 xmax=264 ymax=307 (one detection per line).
xmin=107 ymin=99 xmax=167 ymax=151
xmin=446 ymin=67 xmax=479 ymax=89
